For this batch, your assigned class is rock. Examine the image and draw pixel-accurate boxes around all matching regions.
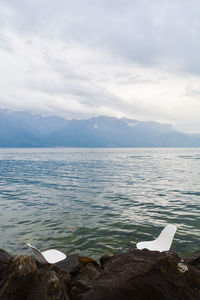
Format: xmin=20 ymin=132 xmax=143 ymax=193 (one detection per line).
xmin=71 ymin=263 xmax=101 ymax=297
xmin=0 ymin=254 xmax=37 ymax=300
xmin=77 ymin=249 xmax=200 ymax=300
xmin=0 ymin=249 xmax=13 ymax=289
xmin=1 ymin=249 xmax=200 ymax=299
xmin=51 ymin=264 xmax=71 ymax=286
xmin=79 ymin=256 xmax=98 ymax=267
xmin=27 ymin=269 xmax=70 ymax=300
xmin=185 ymin=250 xmax=200 ymax=269
xmin=0 ymin=249 xmax=13 ymax=261
xmin=56 ymin=254 xmax=83 ymax=273
xmin=99 ymin=254 xmax=115 ymax=267
xmin=70 ymin=286 xmax=84 ymax=298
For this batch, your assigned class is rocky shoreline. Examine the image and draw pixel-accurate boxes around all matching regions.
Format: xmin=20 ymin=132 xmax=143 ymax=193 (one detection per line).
xmin=1 ymin=247 xmax=200 ymax=300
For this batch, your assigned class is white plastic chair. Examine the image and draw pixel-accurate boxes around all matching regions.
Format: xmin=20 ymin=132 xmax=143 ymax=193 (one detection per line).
xmin=136 ymin=224 xmax=177 ymax=252
xmin=27 ymin=243 xmax=67 ymax=264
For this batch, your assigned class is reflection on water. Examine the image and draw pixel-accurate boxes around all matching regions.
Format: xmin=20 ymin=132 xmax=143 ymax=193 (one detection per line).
xmin=0 ymin=148 xmax=200 ymax=259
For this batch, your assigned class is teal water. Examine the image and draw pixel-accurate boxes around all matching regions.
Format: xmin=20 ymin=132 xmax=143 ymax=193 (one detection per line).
xmin=0 ymin=148 xmax=200 ymax=259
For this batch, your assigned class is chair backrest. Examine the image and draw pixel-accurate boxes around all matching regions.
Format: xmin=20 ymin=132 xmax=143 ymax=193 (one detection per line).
xmin=156 ymin=224 xmax=177 ymax=251
xmin=27 ymin=243 xmax=48 ymax=264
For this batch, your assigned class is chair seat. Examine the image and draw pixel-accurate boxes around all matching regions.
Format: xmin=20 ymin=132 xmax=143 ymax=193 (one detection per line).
xmin=42 ymin=249 xmax=66 ymax=264
xmin=136 ymin=224 xmax=177 ymax=252
xmin=27 ymin=243 xmax=67 ymax=264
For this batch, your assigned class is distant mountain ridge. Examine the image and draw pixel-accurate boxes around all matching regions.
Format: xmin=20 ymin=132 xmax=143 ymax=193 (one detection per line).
xmin=0 ymin=108 xmax=200 ymax=147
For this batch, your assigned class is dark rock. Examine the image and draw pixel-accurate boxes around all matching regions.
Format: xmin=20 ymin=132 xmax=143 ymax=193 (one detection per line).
xmin=77 ymin=249 xmax=200 ymax=300
xmin=70 ymin=286 xmax=84 ymax=298
xmin=51 ymin=264 xmax=71 ymax=286
xmin=0 ymin=249 xmax=13 ymax=261
xmin=56 ymin=254 xmax=83 ymax=273
xmin=1 ymin=249 xmax=200 ymax=299
xmin=71 ymin=263 xmax=101 ymax=297
xmin=185 ymin=250 xmax=200 ymax=269
xmin=79 ymin=256 xmax=98 ymax=267
xmin=0 ymin=249 xmax=13 ymax=289
xmin=99 ymin=254 xmax=115 ymax=267
xmin=0 ymin=254 xmax=37 ymax=300
xmin=27 ymin=269 xmax=70 ymax=300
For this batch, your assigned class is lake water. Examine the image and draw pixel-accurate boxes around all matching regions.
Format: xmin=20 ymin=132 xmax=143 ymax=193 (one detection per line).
xmin=0 ymin=148 xmax=200 ymax=260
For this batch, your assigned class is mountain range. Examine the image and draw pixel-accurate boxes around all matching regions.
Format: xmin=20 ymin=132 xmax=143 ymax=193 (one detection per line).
xmin=0 ymin=108 xmax=200 ymax=147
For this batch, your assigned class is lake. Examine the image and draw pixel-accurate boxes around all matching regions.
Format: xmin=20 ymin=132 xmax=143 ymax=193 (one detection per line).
xmin=0 ymin=148 xmax=200 ymax=259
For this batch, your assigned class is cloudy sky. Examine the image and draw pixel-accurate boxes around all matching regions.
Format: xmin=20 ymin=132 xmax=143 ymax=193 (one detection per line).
xmin=0 ymin=0 xmax=200 ymax=133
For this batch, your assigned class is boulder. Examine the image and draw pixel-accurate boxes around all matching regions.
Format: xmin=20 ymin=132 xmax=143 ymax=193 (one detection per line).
xmin=185 ymin=250 xmax=200 ymax=269
xmin=56 ymin=254 xmax=83 ymax=273
xmin=27 ymin=268 xmax=70 ymax=300
xmin=1 ymin=249 xmax=200 ymax=299
xmin=70 ymin=263 xmax=101 ymax=297
xmin=0 ymin=249 xmax=13 ymax=261
xmin=0 ymin=249 xmax=13 ymax=289
xmin=51 ymin=264 xmax=71 ymax=286
xmin=79 ymin=256 xmax=98 ymax=267
xmin=0 ymin=255 xmax=37 ymax=300
xmin=76 ymin=249 xmax=200 ymax=300
xmin=99 ymin=254 xmax=115 ymax=267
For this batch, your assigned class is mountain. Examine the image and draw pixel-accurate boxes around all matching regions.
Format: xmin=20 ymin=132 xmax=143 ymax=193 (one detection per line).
xmin=0 ymin=109 xmax=200 ymax=147
xmin=0 ymin=109 xmax=67 ymax=147
xmin=47 ymin=116 xmax=200 ymax=147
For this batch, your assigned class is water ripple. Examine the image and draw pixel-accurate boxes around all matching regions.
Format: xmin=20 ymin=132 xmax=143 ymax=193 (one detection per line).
xmin=0 ymin=148 xmax=200 ymax=259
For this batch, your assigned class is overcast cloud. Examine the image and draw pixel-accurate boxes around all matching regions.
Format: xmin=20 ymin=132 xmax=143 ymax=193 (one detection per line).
xmin=0 ymin=0 xmax=200 ymax=133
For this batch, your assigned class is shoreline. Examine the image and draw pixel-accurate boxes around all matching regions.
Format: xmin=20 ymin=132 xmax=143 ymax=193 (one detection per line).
xmin=1 ymin=247 xmax=200 ymax=299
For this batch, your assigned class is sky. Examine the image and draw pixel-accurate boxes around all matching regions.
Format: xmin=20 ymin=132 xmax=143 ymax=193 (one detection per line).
xmin=0 ymin=0 xmax=200 ymax=133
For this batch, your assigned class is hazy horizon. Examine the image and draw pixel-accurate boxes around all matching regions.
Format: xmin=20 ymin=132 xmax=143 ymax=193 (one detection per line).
xmin=0 ymin=107 xmax=192 ymax=135
xmin=1 ymin=106 xmax=200 ymax=136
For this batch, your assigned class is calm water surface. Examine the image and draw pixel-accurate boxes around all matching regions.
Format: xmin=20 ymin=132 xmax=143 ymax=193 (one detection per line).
xmin=0 ymin=148 xmax=200 ymax=259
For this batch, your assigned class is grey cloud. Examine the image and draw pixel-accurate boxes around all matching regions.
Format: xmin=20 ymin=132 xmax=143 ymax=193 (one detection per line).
xmin=114 ymin=72 xmax=159 ymax=85
xmin=185 ymin=88 xmax=200 ymax=99
xmin=48 ymin=58 xmax=90 ymax=82
xmin=27 ymin=75 xmax=123 ymax=110
xmin=1 ymin=0 xmax=200 ymax=74
xmin=0 ymin=32 xmax=13 ymax=52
